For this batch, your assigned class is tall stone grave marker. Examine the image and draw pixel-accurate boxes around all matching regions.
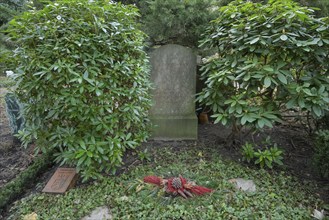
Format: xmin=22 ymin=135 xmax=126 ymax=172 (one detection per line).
xmin=149 ymin=44 xmax=197 ymax=140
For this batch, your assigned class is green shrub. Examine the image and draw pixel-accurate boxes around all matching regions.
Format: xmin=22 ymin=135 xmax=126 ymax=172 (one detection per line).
xmin=314 ymin=130 xmax=329 ymax=178
xmin=139 ymin=0 xmax=218 ymax=47
xmin=6 ymin=0 xmax=152 ymax=180
xmin=197 ymin=0 xmax=329 ymax=140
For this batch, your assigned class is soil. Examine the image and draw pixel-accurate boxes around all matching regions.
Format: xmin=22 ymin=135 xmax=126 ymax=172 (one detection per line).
xmin=0 ymin=115 xmax=328 ymax=205
xmin=0 ymin=140 xmax=34 ymax=187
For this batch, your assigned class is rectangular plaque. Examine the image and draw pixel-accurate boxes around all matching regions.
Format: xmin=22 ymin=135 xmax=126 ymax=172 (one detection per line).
xmin=42 ymin=168 xmax=78 ymax=193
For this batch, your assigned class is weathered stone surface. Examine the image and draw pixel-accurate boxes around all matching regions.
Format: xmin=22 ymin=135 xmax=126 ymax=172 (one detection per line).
xmin=229 ymin=178 xmax=257 ymax=192
xmin=81 ymin=206 xmax=112 ymax=220
xmin=4 ymin=92 xmax=24 ymax=134
xmin=149 ymin=44 xmax=198 ymax=140
xmin=42 ymin=168 xmax=78 ymax=193
xmin=0 ymin=88 xmax=14 ymax=151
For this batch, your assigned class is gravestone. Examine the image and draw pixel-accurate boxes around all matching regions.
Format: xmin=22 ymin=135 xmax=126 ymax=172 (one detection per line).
xmin=0 ymin=91 xmax=24 ymax=151
xmin=0 ymin=88 xmax=14 ymax=150
xmin=42 ymin=168 xmax=78 ymax=193
xmin=149 ymin=44 xmax=197 ymax=140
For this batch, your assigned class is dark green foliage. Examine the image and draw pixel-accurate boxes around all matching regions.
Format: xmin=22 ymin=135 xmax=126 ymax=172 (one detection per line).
xmin=6 ymin=0 xmax=152 ymax=180
xmin=0 ymin=0 xmax=26 ymax=26
xmin=114 ymin=0 xmax=139 ymax=5
xmin=0 ymin=0 xmax=26 ymax=74
xmin=5 ymin=93 xmax=24 ymax=134
xmin=220 ymin=0 xmax=329 ymax=17
xmin=0 ymin=152 xmax=53 ymax=213
xmin=198 ymin=0 xmax=329 ymax=138
xmin=139 ymin=0 xmax=218 ymax=47
xmin=297 ymin=0 xmax=329 ymax=17
xmin=314 ymin=130 xmax=329 ymax=178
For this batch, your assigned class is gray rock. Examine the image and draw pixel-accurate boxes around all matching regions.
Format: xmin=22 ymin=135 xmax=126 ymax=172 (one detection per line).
xmin=149 ymin=44 xmax=198 ymax=140
xmin=81 ymin=206 xmax=112 ymax=220
xmin=229 ymin=178 xmax=257 ymax=192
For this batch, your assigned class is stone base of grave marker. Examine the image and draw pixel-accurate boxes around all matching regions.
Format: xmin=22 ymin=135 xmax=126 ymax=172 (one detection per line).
xmin=42 ymin=168 xmax=78 ymax=193
xmin=151 ymin=116 xmax=197 ymax=140
xmin=149 ymin=44 xmax=198 ymax=140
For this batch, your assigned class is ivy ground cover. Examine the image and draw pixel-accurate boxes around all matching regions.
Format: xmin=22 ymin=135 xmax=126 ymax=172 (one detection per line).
xmin=7 ymin=145 xmax=327 ymax=220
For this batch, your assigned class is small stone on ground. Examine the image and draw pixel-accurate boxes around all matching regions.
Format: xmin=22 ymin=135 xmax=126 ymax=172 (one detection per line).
xmin=229 ymin=178 xmax=257 ymax=192
xmin=81 ymin=206 xmax=112 ymax=220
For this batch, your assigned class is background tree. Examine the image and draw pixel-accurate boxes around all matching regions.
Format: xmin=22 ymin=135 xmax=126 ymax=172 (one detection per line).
xmin=296 ymin=0 xmax=329 ymax=17
xmin=197 ymin=0 xmax=329 ymax=144
xmin=0 ymin=0 xmax=26 ymax=74
xmin=137 ymin=0 xmax=218 ymax=48
xmin=219 ymin=0 xmax=329 ymax=17
xmin=0 ymin=0 xmax=26 ymax=26
xmin=0 ymin=0 xmax=51 ymax=75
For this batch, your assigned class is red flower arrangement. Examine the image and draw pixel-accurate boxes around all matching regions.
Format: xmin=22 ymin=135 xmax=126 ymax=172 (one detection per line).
xmin=143 ymin=175 xmax=213 ymax=199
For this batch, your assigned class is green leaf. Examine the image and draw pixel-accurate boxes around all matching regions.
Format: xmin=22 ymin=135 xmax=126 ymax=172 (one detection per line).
xmin=77 ymin=156 xmax=86 ymax=167
xmin=87 ymin=151 xmax=93 ymax=158
xmin=214 ymin=114 xmax=223 ymax=124
xmin=265 ymin=159 xmax=273 ymax=168
xmin=263 ymin=66 xmax=274 ymax=72
xmin=312 ymin=105 xmax=322 ymax=117
xmin=298 ymin=98 xmax=305 ymax=108
xmin=236 ymin=105 xmax=242 ymax=114
xmin=46 ymin=110 xmax=56 ymax=119
xmin=257 ymin=119 xmax=265 ymax=128
xmin=75 ymin=150 xmax=86 ymax=159
xmin=97 ymin=146 xmax=104 ymax=154
xmin=222 ymin=117 xmax=228 ymax=126
xmin=96 ymin=89 xmax=102 ymax=96
xmin=277 ymin=73 xmax=287 ymax=84
xmin=286 ymin=98 xmax=297 ymax=109
xmin=79 ymin=140 xmax=86 ymax=150
xmin=241 ymin=115 xmax=248 ymax=125
xmin=264 ymin=77 xmax=272 ymax=88
xmin=250 ymin=37 xmax=260 ymax=44
xmin=263 ymin=118 xmax=273 ymax=128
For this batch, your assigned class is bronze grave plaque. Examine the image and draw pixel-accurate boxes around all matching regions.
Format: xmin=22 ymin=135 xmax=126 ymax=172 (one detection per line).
xmin=42 ymin=168 xmax=78 ymax=193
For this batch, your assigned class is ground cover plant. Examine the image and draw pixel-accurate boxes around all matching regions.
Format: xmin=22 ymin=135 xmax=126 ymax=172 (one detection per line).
xmin=6 ymin=146 xmax=327 ymax=219
xmin=197 ymin=0 xmax=329 ymax=141
xmin=241 ymin=137 xmax=284 ymax=169
xmin=5 ymin=0 xmax=152 ymax=180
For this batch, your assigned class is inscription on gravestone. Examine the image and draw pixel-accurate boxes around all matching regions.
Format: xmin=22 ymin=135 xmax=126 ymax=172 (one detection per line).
xmin=149 ymin=44 xmax=197 ymax=140
xmin=42 ymin=168 xmax=77 ymax=193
